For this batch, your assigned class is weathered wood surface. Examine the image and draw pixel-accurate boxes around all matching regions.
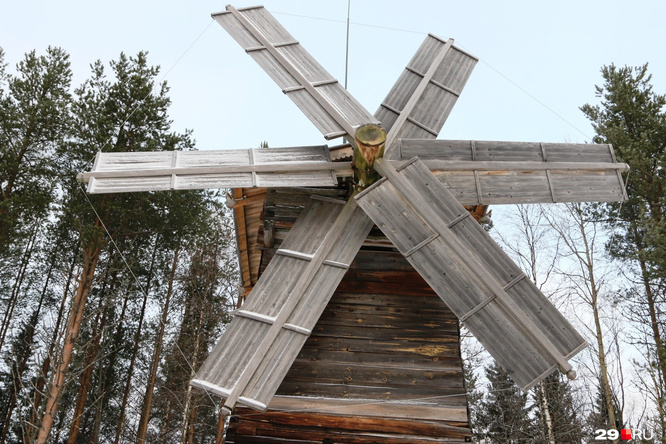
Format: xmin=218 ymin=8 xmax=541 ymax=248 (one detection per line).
xmin=213 ymin=5 xmax=379 ymax=141
xmin=193 ymin=197 xmax=375 ymax=411
xmin=229 ymin=408 xmax=470 ymax=443
xmin=356 ymin=158 xmax=587 ymax=391
xmin=80 ymin=146 xmax=339 ymax=194
xmin=399 ymin=139 xmax=629 ymax=204
xmin=229 ymin=408 xmax=470 ymax=442
xmin=197 ymin=21 xmax=478 ymax=417
xmin=81 ymin=140 xmax=628 ymax=206
xmin=376 ymin=36 xmax=477 ymax=157
xmin=232 ymin=187 xmax=266 ymax=301
xmin=226 ymin=250 xmax=470 ymax=443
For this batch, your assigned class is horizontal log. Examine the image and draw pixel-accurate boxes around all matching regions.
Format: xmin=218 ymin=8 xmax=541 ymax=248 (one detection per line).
xmin=300 ymin=336 xmax=460 ymax=358
xmin=294 ymin=349 xmax=463 ymax=370
xmin=267 ymin=396 xmax=469 ymax=422
xmin=230 ymin=409 xmax=471 ymax=439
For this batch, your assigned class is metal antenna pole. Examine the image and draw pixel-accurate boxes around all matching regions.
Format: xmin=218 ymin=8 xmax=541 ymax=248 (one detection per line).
xmin=344 ymin=0 xmax=351 ymax=89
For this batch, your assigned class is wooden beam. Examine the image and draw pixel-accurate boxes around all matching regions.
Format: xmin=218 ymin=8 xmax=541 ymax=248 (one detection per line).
xmin=356 ymin=157 xmax=588 ymax=390
xmin=77 ymin=160 xmax=351 ymax=181
xmin=78 ymin=159 xmax=628 ymax=184
xmin=421 ymin=160 xmax=629 ymax=172
xmin=352 ymin=124 xmax=387 ymax=189
xmin=267 ymin=397 xmax=469 ymax=423
xmin=214 ymin=6 xmax=379 ymax=142
xmin=384 ymin=38 xmax=454 ymax=157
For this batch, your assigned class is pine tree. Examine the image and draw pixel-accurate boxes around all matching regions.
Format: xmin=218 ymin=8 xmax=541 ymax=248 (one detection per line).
xmin=0 ymin=46 xmax=71 ymax=257
xmin=476 ymin=360 xmax=536 ymax=443
xmin=35 ymin=51 xmax=195 ymax=443
xmin=152 ymin=210 xmax=236 ymax=443
xmin=587 ymin=375 xmax=623 ymax=434
xmin=533 ymin=373 xmax=584 ymax=443
xmin=581 ymin=63 xmax=666 ymax=437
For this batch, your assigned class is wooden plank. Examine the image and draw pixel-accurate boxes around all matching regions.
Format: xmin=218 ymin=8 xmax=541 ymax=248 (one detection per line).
xmin=213 ymin=6 xmax=379 ymax=141
xmin=398 ymin=139 xmax=629 ymax=204
xmin=193 ymin=197 xmax=376 ymax=410
xmin=413 ymin=160 xmax=628 ymax=172
xmin=383 ymin=37 xmax=454 ymax=151
xmin=230 ymin=409 xmax=471 ymax=440
xmin=376 ymin=36 xmax=477 ymax=158
xmin=232 ymin=187 xmax=263 ymax=302
xmin=80 ymin=146 xmax=340 ymax=193
xmin=355 ymin=158 xmax=588 ymax=391
xmin=268 ymin=397 xmax=469 ymax=423
xmin=400 ymin=138 xmax=621 ymax=163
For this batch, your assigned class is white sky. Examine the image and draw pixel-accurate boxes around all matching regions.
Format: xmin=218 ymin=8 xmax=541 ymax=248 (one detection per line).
xmin=3 ymin=1 xmax=665 ymax=152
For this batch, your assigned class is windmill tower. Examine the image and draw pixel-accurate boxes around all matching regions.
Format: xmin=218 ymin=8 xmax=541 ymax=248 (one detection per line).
xmin=80 ymin=5 xmax=628 ymax=442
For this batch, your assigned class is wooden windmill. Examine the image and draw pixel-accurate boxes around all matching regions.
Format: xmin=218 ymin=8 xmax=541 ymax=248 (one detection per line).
xmin=79 ymin=5 xmax=629 ymax=442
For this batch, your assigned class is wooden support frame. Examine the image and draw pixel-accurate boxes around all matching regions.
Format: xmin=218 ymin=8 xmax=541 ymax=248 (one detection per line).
xmin=213 ymin=5 xmax=379 ymax=142
xmin=356 ymin=157 xmax=588 ymax=390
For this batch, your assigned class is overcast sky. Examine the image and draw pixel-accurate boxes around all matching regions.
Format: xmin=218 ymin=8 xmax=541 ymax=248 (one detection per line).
xmin=3 ymin=1 xmax=665 ymax=153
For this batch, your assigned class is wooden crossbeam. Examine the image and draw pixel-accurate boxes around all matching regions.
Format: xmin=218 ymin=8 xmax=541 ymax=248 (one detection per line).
xmin=213 ymin=5 xmax=379 ymax=142
xmin=356 ymin=157 xmax=589 ymax=390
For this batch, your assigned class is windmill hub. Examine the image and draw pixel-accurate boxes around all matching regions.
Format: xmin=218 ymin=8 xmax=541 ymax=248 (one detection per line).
xmin=352 ymin=123 xmax=387 ymax=189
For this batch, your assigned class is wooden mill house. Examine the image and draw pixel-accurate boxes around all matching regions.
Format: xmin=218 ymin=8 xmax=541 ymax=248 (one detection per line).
xmin=80 ymin=5 xmax=629 ymax=443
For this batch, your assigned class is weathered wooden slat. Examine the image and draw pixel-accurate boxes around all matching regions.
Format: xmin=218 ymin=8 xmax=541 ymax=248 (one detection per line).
xmin=212 ymin=5 xmax=379 ymax=140
xmin=267 ymin=397 xmax=469 ymax=423
xmin=356 ymin=158 xmax=588 ymax=391
xmin=231 ymin=408 xmax=471 ymax=439
xmin=400 ymin=139 xmax=621 ymax=163
xmin=414 ymin=160 xmax=628 ymax=172
xmin=192 ymin=197 xmax=375 ymax=410
xmin=376 ymin=36 xmax=478 ymax=158
xmin=398 ymin=139 xmax=629 ymax=204
xmin=80 ymin=146 xmax=340 ymax=193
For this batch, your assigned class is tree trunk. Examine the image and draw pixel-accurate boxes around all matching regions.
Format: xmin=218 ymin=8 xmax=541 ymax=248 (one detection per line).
xmin=537 ymin=382 xmax=555 ymax=444
xmin=67 ymin=290 xmax=107 ymax=444
xmin=25 ymin=255 xmax=76 ymax=444
xmin=159 ymin=399 xmax=172 ymax=444
xmin=352 ymin=123 xmax=386 ymax=189
xmin=113 ymin=239 xmax=158 ymax=444
xmin=89 ymin=270 xmax=125 ymax=444
xmin=0 ymin=262 xmax=52 ymax=444
xmin=35 ymin=243 xmax=101 ymax=444
xmin=632 ymin=220 xmax=666 ymax=389
xmin=180 ymin=295 xmax=207 ymax=444
xmin=0 ymin=226 xmax=38 ymax=351
xmin=575 ymin=205 xmax=617 ymax=439
xmin=136 ymin=247 xmax=179 ymax=443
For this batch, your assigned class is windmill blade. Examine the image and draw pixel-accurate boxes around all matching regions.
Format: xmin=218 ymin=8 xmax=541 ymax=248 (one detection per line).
xmin=376 ymin=35 xmax=478 ymax=157
xmin=355 ymin=157 xmax=587 ymax=391
xmin=397 ymin=139 xmax=629 ymax=204
xmin=213 ymin=5 xmax=379 ymax=141
xmin=192 ymin=196 xmax=374 ymax=411
xmin=191 ymin=29 xmax=480 ymax=409
xmin=77 ymin=146 xmax=342 ymax=193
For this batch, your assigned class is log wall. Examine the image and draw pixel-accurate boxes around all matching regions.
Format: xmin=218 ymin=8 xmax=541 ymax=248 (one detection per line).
xmin=226 ymin=249 xmax=471 ymax=442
